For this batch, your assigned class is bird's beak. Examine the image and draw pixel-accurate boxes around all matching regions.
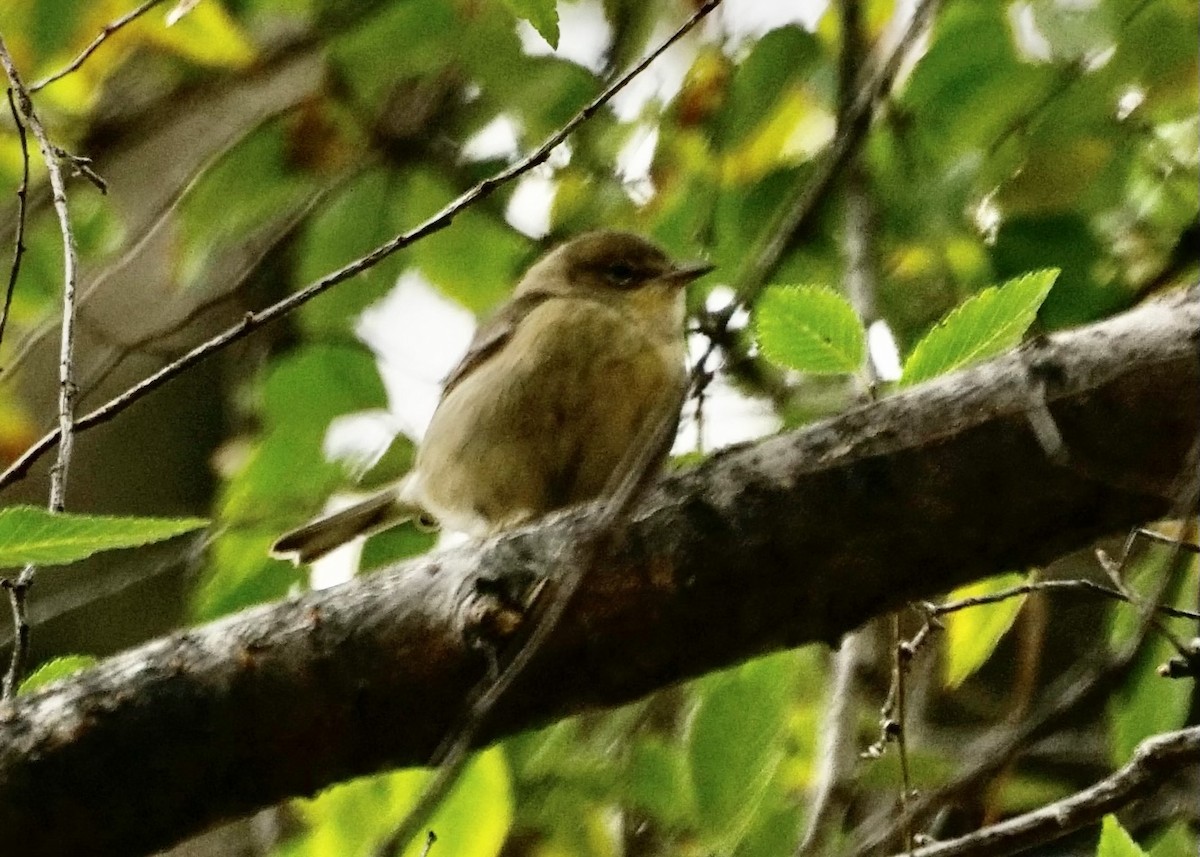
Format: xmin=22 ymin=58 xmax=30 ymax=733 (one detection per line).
xmin=662 ymin=260 xmax=715 ymax=285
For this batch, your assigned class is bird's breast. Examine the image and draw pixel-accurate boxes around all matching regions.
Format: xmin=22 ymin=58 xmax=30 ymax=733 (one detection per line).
xmin=412 ymin=295 xmax=686 ymax=534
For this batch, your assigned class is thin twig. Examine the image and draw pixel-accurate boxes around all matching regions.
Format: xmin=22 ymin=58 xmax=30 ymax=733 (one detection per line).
xmin=0 ymin=35 xmax=88 ymax=697
xmin=0 ymin=41 xmax=83 ymax=513
xmin=0 ymin=88 xmax=30 ymax=353
xmin=0 ymin=573 xmax=31 ymax=698
xmin=1131 ymin=526 xmax=1199 ymax=555
xmin=858 ymin=569 xmax=1200 ymax=742
xmin=892 ymin=613 xmax=914 ymax=852
xmin=63 ymin=178 xmax=341 ymax=417
xmin=850 ymin=476 xmax=1200 ymax=855
xmin=886 ymin=724 xmax=1200 ymax=857
xmin=0 ymin=0 xmax=724 ymax=494
xmin=28 ymin=0 xmax=171 ymax=93
xmin=930 ymin=577 xmax=1199 ymax=622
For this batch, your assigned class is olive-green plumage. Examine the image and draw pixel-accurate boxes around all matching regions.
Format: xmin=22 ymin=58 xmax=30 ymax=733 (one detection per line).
xmin=271 ymin=231 xmax=712 ymax=563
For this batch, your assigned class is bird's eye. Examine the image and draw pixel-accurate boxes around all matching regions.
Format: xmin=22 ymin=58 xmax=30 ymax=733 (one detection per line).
xmin=606 ymin=263 xmax=637 ymax=285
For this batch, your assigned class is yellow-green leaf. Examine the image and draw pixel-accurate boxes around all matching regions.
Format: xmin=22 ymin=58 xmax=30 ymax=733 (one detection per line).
xmin=146 ymin=1 xmax=255 ymax=68
xmin=943 ymin=572 xmax=1029 ymax=689
xmin=288 ymin=747 xmax=511 ymax=857
xmin=1098 ymin=815 xmax=1148 ymax=857
xmin=18 ymin=654 xmax=98 ymax=695
xmin=755 ymin=285 xmax=866 ymax=374
xmin=900 ymin=269 xmax=1059 ymax=386
xmin=0 ymin=506 xmax=207 ymax=568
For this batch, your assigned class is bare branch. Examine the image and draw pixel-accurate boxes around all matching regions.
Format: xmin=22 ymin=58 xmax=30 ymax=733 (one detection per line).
xmin=0 ymin=88 xmax=29 ymax=352
xmin=850 ymin=473 xmax=1200 ymax=854
xmin=28 ymin=0 xmax=171 ymax=93
xmin=887 ymin=725 xmax=1200 ymax=857
xmin=0 ymin=0 xmax=724 ymax=493
xmin=930 ymin=577 xmax=1199 ymax=622
xmin=0 ymin=34 xmax=92 ymax=696
xmin=0 ymin=39 xmax=82 ymax=513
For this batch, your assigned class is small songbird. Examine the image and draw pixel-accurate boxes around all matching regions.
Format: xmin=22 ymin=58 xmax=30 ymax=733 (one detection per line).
xmin=271 ymin=230 xmax=713 ymax=563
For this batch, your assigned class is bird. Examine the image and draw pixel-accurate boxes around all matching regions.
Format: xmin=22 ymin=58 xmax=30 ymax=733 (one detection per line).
xmin=270 ymin=230 xmax=713 ymax=564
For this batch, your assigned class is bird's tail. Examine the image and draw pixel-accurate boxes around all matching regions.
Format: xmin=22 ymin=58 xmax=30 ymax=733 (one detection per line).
xmin=270 ymin=490 xmax=422 ymax=564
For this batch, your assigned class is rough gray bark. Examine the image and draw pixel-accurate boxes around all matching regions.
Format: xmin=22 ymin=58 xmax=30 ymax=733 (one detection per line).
xmin=0 ymin=288 xmax=1196 ymax=857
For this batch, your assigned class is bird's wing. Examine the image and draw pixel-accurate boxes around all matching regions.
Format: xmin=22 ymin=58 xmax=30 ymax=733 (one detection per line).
xmin=440 ymin=289 xmax=557 ymax=397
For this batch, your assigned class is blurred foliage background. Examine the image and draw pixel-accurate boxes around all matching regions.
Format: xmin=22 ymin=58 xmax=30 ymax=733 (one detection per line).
xmin=0 ymin=0 xmax=1196 ymax=854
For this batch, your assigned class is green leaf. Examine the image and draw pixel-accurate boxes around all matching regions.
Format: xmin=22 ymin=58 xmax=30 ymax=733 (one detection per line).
xmin=401 ymin=169 xmax=530 ymax=313
xmin=191 ymin=528 xmax=302 ymax=623
xmin=18 ymin=654 xmax=98 ymax=695
xmin=943 ymin=572 xmax=1029 ymax=689
xmin=286 ymin=748 xmax=511 ymax=857
xmin=755 ymin=285 xmax=866 ymax=374
xmin=1098 ymin=815 xmax=1148 ymax=857
xmin=1108 ymin=628 xmax=1193 ymax=763
xmin=714 ymin=26 xmax=823 ymax=154
xmin=689 ymin=653 xmax=795 ymax=848
xmin=1106 ymin=549 xmax=1194 ymax=763
xmin=1149 ymin=822 xmax=1198 ymax=857
xmin=901 ymin=2 xmax=1056 ymax=154
xmin=0 ymin=506 xmax=207 ymax=568
xmin=992 ymin=216 xmax=1124 ymax=330
xmin=899 ymin=269 xmax=1059 ymax=386
xmin=501 ymin=0 xmax=559 ymax=48
xmin=625 ymin=737 xmax=695 ymax=827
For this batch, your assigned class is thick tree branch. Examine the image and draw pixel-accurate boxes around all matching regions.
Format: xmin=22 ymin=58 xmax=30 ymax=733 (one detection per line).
xmin=0 ymin=289 xmax=1196 ymax=856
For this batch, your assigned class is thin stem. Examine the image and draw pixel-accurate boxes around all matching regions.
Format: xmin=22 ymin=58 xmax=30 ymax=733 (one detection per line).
xmin=892 ymin=613 xmax=914 ymax=852
xmin=886 ymin=725 xmax=1200 ymax=857
xmin=0 ymin=34 xmax=85 ymax=697
xmin=1 ymin=572 xmax=31 ymax=698
xmin=0 ymin=41 xmax=81 ymax=513
xmin=0 ymin=88 xmax=30 ymax=353
xmin=28 ymin=0 xmax=170 ymax=93
xmin=931 ymin=577 xmax=1199 ymax=622
xmin=850 ymin=486 xmax=1200 ymax=856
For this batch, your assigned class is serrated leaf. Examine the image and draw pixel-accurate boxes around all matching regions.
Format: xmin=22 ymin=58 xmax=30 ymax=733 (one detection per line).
xmin=502 ymin=0 xmax=559 ymax=48
xmin=943 ymin=572 xmax=1029 ymax=689
xmin=1098 ymin=815 xmax=1148 ymax=857
xmin=900 ymin=269 xmax=1059 ymax=386
xmin=0 ymin=506 xmax=207 ymax=568
xmin=755 ymin=285 xmax=866 ymax=374
xmin=18 ymin=654 xmax=98 ymax=695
